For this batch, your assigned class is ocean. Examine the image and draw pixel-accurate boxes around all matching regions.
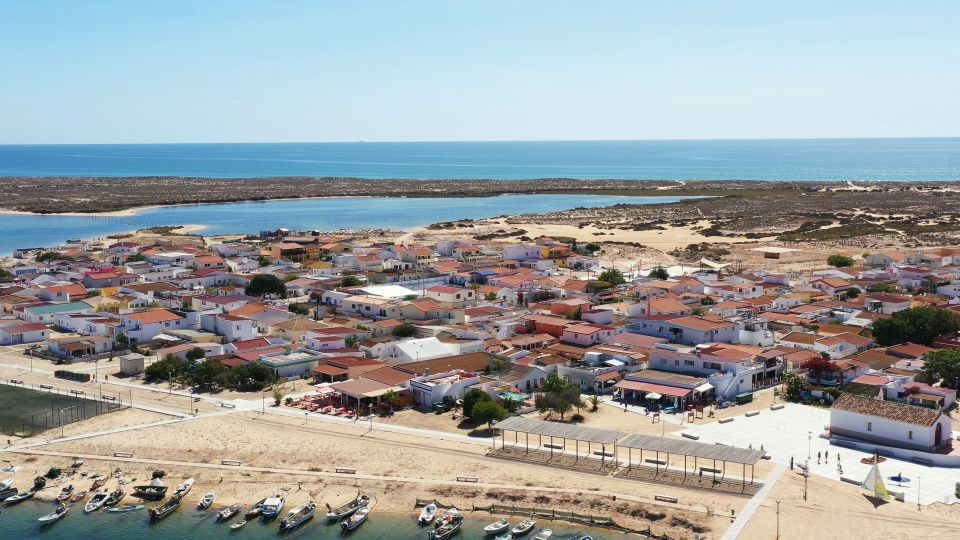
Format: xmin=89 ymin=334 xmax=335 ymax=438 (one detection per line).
xmin=1 ymin=138 xmax=958 ymax=180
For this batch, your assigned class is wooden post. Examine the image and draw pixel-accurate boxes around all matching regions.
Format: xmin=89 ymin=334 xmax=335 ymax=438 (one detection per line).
xmin=742 ymin=462 xmax=746 ymax=493
xmin=629 ymin=447 xmax=632 ymax=471
xmin=575 ymin=439 xmax=579 ymax=463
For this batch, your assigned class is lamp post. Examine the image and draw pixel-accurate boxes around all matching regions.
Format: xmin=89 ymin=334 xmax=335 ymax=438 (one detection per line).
xmin=776 ymin=500 xmax=781 ymax=539
xmin=917 ymin=475 xmax=921 ymax=511
xmin=807 ymin=431 xmax=812 ymax=460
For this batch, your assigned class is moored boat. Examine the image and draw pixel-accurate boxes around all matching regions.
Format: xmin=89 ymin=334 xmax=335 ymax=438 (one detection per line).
xmin=4 ymin=489 xmax=37 ymax=505
xmin=261 ymin=494 xmax=286 ymax=519
xmin=280 ymin=501 xmax=316 ymax=532
xmin=38 ymin=502 xmax=69 ymax=524
xmin=56 ymin=485 xmax=75 ymax=502
xmin=197 ymin=492 xmax=216 ymax=510
xmin=173 ymin=477 xmax=195 ymax=497
xmin=511 ymin=518 xmax=536 ymax=536
xmin=244 ymin=497 xmax=267 ymax=519
xmin=217 ymin=503 xmax=241 ymax=522
xmin=325 ymin=493 xmax=368 ymax=522
xmin=132 ymin=484 xmax=167 ymax=501
xmin=340 ymin=506 xmax=369 ymax=532
xmin=70 ymin=491 xmax=87 ymax=503
xmin=532 ymin=529 xmax=553 ymax=540
xmin=104 ymin=488 xmax=125 ymax=508
xmin=0 ymin=487 xmax=18 ymax=501
xmin=230 ymin=519 xmax=247 ymax=530
xmin=108 ymin=504 xmax=144 ymax=513
xmin=494 ymin=534 xmax=514 ymax=540
xmin=429 ymin=510 xmax=463 ymax=540
xmin=0 ymin=477 xmax=13 ymax=489
xmin=84 ymin=490 xmax=110 ymax=512
xmin=418 ymin=502 xmax=438 ymax=526
xmin=149 ymin=493 xmax=184 ymax=521
xmin=484 ymin=519 xmax=510 ymax=535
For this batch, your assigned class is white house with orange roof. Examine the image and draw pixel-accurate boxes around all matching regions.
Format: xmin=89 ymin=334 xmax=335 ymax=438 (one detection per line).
xmin=119 ymin=308 xmax=195 ymax=343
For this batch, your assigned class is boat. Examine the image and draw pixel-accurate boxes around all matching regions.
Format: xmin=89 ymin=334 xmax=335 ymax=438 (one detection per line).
xmin=173 ymin=477 xmax=195 ymax=497
xmin=532 ymin=529 xmax=553 ymax=540
xmin=0 ymin=477 xmax=13 ymax=489
xmin=429 ymin=510 xmax=463 ymax=540
xmin=244 ymin=497 xmax=267 ymax=519
xmin=280 ymin=501 xmax=315 ymax=531
xmin=71 ymin=459 xmax=84 ymax=468
xmin=494 ymin=534 xmax=514 ymax=540
xmin=104 ymin=488 xmax=126 ymax=508
xmin=56 ymin=485 xmax=75 ymax=502
xmin=38 ymin=503 xmax=69 ymax=524
xmin=261 ymin=495 xmax=286 ymax=519
xmin=149 ymin=493 xmax=184 ymax=521
xmin=0 ymin=487 xmax=18 ymax=501
xmin=4 ymin=489 xmax=36 ymax=505
xmin=0 ymin=465 xmax=16 ymax=473
xmin=217 ymin=503 xmax=241 ymax=522
xmin=861 ymin=455 xmax=890 ymax=501
xmin=33 ymin=476 xmax=47 ymax=489
xmin=484 ymin=519 xmax=510 ymax=534
xmin=132 ymin=484 xmax=168 ymax=501
xmin=230 ymin=519 xmax=247 ymax=530
xmin=84 ymin=490 xmax=110 ymax=512
xmin=90 ymin=477 xmax=106 ymax=491
xmin=70 ymin=491 xmax=87 ymax=503
xmin=418 ymin=502 xmax=438 ymax=526
xmin=326 ymin=493 xmax=369 ymax=522
xmin=340 ymin=506 xmax=369 ymax=532
xmin=197 ymin=492 xmax=216 ymax=510
xmin=511 ymin=518 xmax=536 ymax=536
xmin=108 ymin=504 xmax=144 ymax=513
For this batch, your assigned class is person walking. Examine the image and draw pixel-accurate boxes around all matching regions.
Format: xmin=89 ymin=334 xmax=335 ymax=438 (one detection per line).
xmin=817 ymin=451 xmax=821 ymax=465
xmin=825 ymin=450 xmax=829 ymax=462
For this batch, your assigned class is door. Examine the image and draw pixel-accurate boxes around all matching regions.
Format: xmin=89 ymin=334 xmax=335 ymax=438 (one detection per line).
xmin=936 ymin=423 xmax=943 ymax=446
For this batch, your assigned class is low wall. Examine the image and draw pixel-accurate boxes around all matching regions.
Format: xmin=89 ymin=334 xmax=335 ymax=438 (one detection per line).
xmin=829 ymin=434 xmax=960 ymax=468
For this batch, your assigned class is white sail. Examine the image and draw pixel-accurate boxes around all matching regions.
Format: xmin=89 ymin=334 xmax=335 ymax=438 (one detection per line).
xmin=861 ymin=463 xmax=889 ymax=500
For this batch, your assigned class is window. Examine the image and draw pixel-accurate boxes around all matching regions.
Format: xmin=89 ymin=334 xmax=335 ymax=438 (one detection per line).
xmin=908 ymin=431 xmax=913 ymax=440
xmin=867 ymin=422 xmax=872 ymax=431
xmin=684 ymin=359 xmax=695 ymax=366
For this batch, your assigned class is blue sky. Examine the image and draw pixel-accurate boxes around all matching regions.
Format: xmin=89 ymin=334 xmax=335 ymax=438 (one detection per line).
xmin=0 ymin=1 xmax=957 ymax=143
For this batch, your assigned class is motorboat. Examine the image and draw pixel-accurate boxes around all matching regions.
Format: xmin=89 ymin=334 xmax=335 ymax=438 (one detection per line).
xmin=0 ymin=487 xmax=18 ymax=501
xmin=149 ymin=493 xmax=184 ymax=521
xmin=173 ymin=477 xmax=195 ymax=497
xmin=0 ymin=477 xmax=13 ymax=490
xmin=325 ymin=493 xmax=369 ymax=522
xmin=230 ymin=519 xmax=247 ymax=530
xmin=340 ymin=506 xmax=369 ymax=532
xmin=56 ymin=485 xmax=74 ymax=502
xmin=532 ymin=529 xmax=553 ymax=540
xmin=104 ymin=488 xmax=126 ymax=508
xmin=484 ymin=519 xmax=510 ymax=534
xmin=418 ymin=502 xmax=438 ymax=526
xmin=429 ymin=510 xmax=463 ymax=540
xmin=84 ymin=490 xmax=110 ymax=512
xmin=511 ymin=518 xmax=536 ymax=536
xmin=38 ymin=503 xmax=69 ymax=524
xmin=279 ymin=501 xmax=315 ymax=532
xmin=108 ymin=504 xmax=145 ymax=513
xmin=197 ymin=492 xmax=216 ymax=510
xmin=4 ymin=489 xmax=37 ymax=505
xmin=261 ymin=495 xmax=286 ymax=519
xmin=217 ymin=503 xmax=241 ymax=522
xmin=132 ymin=484 xmax=167 ymax=501
xmin=244 ymin=497 xmax=267 ymax=519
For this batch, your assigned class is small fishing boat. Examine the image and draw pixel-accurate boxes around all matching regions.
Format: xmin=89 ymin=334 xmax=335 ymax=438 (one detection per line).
xmin=340 ymin=506 xmax=369 ymax=532
xmin=418 ymin=502 xmax=438 ymax=526
xmin=0 ymin=465 xmax=16 ymax=473
xmin=4 ymin=489 xmax=36 ymax=505
xmin=261 ymin=495 xmax=286 ymax=519
xmin=56 ymin=485 xmax=75 ymax=502
xmin=0 ymin=477 xmax=13 ymax=489
xmin=0 ymin=487 xmax=18 ymax=501
xmin=217 ymin=503 xmax=241 ymax=522
xmin=104 ymin=488 xmax=126 ymax=508
xmin=244 ymin=497 xmax=267 ymax=519
xmin=494 ymin=534 xmax=514 ymax=540
xmin=70 ymin=491 xmax=87 ymax=503
xmin=230 ymin=519 xmax=247 ymax=530
xmin=132 ymin=484 xmax=167 ymax=501
xmin=280 ymin=501 xmax=315 ymax=532
xmin=484 ymin=519 xmax=510 ymax=534
xmin=38 ymin=503 xmax=69 ymax=524
xmin=71 ymin=459 xmax=85 ymax=468
xmin=173 ymin=477 xmax=195 ymax=497
xmin=108 ymin=504 xmax=144 ymax=513
xmin=326 ymin=492 xmax=369 ymax=522
xmin=429 ymin=510 xmax=463 ymax=540
xmin=84 ymin=490 xmax=110 ymax=512
xmin=149 ymin=493 xmax=184 ymax=521
xmin=197 ymin=492 xmax=216 ymax=510
xmin=90 ymin=477 xmax=106 ymax=491
xmin=532 ymin=529 xmax=553 ymax=540
xmin=511 ymin=518 xmax=536 ymax=536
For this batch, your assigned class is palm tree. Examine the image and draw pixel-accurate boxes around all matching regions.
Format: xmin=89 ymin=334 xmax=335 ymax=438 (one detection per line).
xmin=382 ymin=390 xmax=400 ymax=414
xmin=589 ymin=395 xmax=601 ymax=412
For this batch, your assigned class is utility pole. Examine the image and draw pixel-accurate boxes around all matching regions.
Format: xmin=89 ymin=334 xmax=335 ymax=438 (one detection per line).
xmin=917 ymin=475 xmax=921 ymax=511
xmin=803 ymin=461 xmax=809 ymax=501
xmin=776 ymin=500 xmax=780 ymax=539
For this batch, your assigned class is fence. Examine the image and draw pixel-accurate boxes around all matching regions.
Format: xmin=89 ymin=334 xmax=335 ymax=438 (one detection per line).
xmin=471 ymin=503 xmax=672 ymax=539
xmin=0 ymin=379 xmax=130 ymax=438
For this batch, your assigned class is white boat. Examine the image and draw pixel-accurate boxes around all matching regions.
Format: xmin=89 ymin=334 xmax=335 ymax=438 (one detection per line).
xmin=230 ymin=519 xmax=247 ymax=530
xmin=84 ymin=490 xmax=110 ymax=512
xmin=340 ymin=506 xmax=369 ymax=531
xmin=4 ymin=489 xmax=36 ymax=505
xmin=197 ymin=492 xmax=216 ymax=510
xmin=0 ymin=477 xmax=13 ymax=490
xmin=0 ymin=465 xmax=17 ymax=473
xmin=484 ymin=519 xmax=510 ymax=534
xmin=429 ymin=510 xmax=463 ymax=540
xmin=174 ymin=477 xmax=195 ymax=496
xmin=261 ymin=495 xmax=286 ymax=518
xmin=532 ymin=529 xmax=553 ymax=540
xmin=217 ymin=503 xmax=241 ymax=522
xmin=494 ymin=534 xmax=514 ymax=540
xmin=418 ymin=502 xmax=438 ymax=526
xmin=326 ymin=493 xmax=369 ymax=522
xmin=279 ymin=501 xmax=315 ymax=531
xmin=38 ymin=503 xmax=69 ymax=524
xmin=511 ymin=518 xmax=536 ymax=536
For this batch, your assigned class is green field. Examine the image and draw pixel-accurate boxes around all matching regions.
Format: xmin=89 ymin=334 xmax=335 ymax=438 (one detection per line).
xmin=0 ymin=385 xmax=123 ymax=437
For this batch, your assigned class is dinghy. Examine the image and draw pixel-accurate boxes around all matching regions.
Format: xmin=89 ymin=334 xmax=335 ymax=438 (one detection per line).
xmin=340 ymin=506 xmax=369 ymax=532
xmin=108 ymin=504 xmax=144 ymax=513
xmin=197 ymin=492 xmax=216 ymax=510
xmin=38 ymin=503 xmax=69 ymax=524
xmin=217 ymin=503 xmax=241 ymax=522
xmin=484 ymin=518 xmax=510 ymax=534
xmin=418 ymin=502 xmax=438 ymax=526
xmin=84 ymin=490 xmax=110 ymax=512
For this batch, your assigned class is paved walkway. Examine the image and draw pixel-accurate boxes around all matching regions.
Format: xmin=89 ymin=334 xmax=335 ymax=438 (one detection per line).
xmin=720 ymin=461 xmax=787 ymax=540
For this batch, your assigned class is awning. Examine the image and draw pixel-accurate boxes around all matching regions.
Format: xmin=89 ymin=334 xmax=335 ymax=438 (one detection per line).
xmin=603 ymin=359 xmax=626 ymax=367
xmin=695 ymin=382 xmax=715 ymax=393
xmin=613 ymin=380 xmax=692 ymax=397
xmin=595 ymin=370 xmax=622 ymax=382
xmin=313 ymin=364 xmax=348 ymax=377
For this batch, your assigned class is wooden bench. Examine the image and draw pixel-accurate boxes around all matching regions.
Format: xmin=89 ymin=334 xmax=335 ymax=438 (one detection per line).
xmin=654 ymin=494 xmax=679 ymax=503
xmin=718 ymin=417 xmax=734 ymax=424
xmin=219 ymin=402 xmax=237 ymax=409
xmin=335 ymin=468 xmax=356 ymax=474
xmin=9 ymin=379 xmax=23 ymax=385
xmin=910 ymin=456 xmax=934 ymax=466
xmin=770 ymin=404 xmax=785 ymax=411
xmin=745 ymin=411 xmax=760 ymax=417
xmin=645 ymin=459 xmax=667 ymax=466
xmin=700 ymin=467 xmax=722 ymax=474
xmin=543 ymin=444 xmax=564 ymax=450
xmin=593 ymin=450 xmax=614 ymax=457
xmin=839 ymin=476 xmax=860 ymax=486
xmin=39 ymin=384 xmax=53 ymax=390
xmin=456 ymin=476 xmax=479 ymax=483
xmin=681 ymin=433 xmax=700 ymax=440
xmin=113 ymin=452 xmax=133 ymax=458
xmin=221 ymin=460 xmax=242 ymax=466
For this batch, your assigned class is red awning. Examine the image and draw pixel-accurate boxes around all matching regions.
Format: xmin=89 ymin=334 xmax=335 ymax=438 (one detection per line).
xmin=313 ymin=364 xmax=348 ymax=377
xmin=613 ymin=380 xmax=692 ymax=397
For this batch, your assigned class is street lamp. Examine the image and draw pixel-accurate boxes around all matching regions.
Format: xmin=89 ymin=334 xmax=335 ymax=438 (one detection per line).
xmin=807 ymin=431 xmax=812 ymax=460
xmin=917 ymin=475 xmax=921 ymax=511
xmin=776 ymin=500 xmax=781 ymax=539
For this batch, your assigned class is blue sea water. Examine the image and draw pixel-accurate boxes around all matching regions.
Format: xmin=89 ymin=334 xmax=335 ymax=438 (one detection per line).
xmin=1 ymin=138 xmax=958 ymax=180
xmin=0 ymin=194 xmax=697 ymax=255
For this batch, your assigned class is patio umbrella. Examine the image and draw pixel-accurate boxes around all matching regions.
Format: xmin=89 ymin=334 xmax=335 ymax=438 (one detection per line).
xmin=645 ymin=392 xmax=662 ymax=400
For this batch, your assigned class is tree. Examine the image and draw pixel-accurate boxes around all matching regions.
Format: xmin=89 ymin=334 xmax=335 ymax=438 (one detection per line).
xmin=188 ymin=358 xmax=227 ymax=390
xmin=584 ymin=243 xmax=601 ymax=253
xmin=272 ymin=389 xmax=284 ymax=407
xmin=919 ymin=349 xmax=960 ymax=389
xmin=144 ymin=355 xmax=191 ymax=383
xmin=463 ymin=387 xmax=491 ymax=418
xmin=186 ymin=347 xmax=206 ymax=362
xmin=245 ymin=274 xmax=287 ymax=298
xmin=257 ymin=255 xmax=271 ymax=267
xmin=588 ymin=395 xmax=600 ymax=412
xmin=565 ymin=306 xmax=582 ymax=320
xmin=781 ymin=373 xmax=808 ymax=401
xmin=392 ymin=323 xmax=418 ymax=338
xmin=288 ymin=303 xmax=310 ymax=316
xmin=341 ymin=275 xmax=362 ymax=287
xmin=344 ymin=335 xmax=360 ymax=349
xmin=0 ymin=268 xmax=14 ymax=283
xmin=800 ymin=357 xmax=840 ymax=379
xmin=37 ymin=251 xmax=72 ymax=262
xmin=124 ymin=253 xmax=145 ymax=263
xmin=700 ymin=296 xmax=716 ymax=305
xmin=541 ymin=373 xmax=571 ymax=393
xmin=382 ymin=389 xmax=400 ymax=413
xmin=844 ymin=288 xmax=860 ymax=300
xmin=867 ymin=283 xmax=897 ymax=293
xmin=484 ymin=292 xmax=499 ymax=301
xmin=648 ymin=266 xmax=669 ymax=280
xmin=692 ymin=307 xmax=705 ymax=316
xmin=471 ymin=401 xmax=507 ymax=431
xmin=871 ymin=306 xmax=960 ymax=346
xmin=598 ymin=269 xmax=627 ymax=286
xmin=827 ymin=254 xmax=855 ymax=268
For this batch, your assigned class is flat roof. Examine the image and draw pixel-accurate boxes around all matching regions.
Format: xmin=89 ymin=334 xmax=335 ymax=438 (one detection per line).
xmin=618 ymin=433 xmax=766 ymax=465
xmin=493 ymin=416 xmax=624 ymax=445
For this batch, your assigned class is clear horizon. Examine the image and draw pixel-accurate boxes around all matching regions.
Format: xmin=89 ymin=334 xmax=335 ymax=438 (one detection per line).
xmin=2 ymin=1 xmax=958 ymax=144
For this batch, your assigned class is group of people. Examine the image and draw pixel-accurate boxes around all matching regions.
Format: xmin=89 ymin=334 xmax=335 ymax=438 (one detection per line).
xmin=818 ymin=450 xmax=843 ymax=474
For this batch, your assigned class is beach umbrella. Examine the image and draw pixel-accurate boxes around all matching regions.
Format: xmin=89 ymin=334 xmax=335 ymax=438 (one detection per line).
xmin=645 ymin=392 xmax=662 ymax=401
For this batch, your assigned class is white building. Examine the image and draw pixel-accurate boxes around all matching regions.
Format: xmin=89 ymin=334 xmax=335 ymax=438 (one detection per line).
xmin=830 ymin=393 xmax=951 ymax=453
xmin=408 ymin=369 xmax=483 ymax=408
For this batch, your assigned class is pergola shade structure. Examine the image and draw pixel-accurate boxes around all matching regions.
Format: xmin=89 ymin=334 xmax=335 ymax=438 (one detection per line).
xmin=492 ymin=417 xmax=625 ymax=467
